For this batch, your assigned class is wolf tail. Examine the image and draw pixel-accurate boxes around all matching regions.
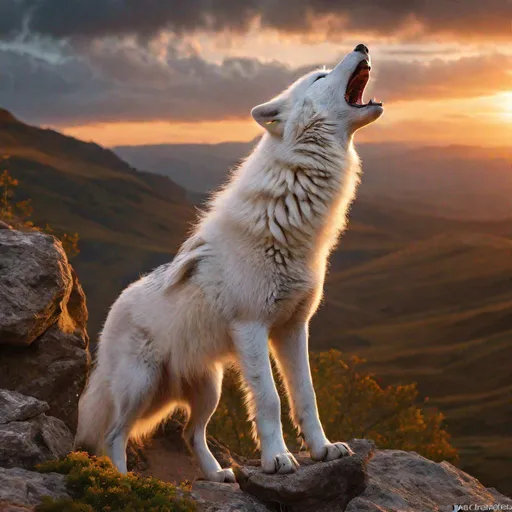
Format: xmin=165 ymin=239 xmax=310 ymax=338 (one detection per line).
xmin=74 ymin=366 xmax=113 ymax=455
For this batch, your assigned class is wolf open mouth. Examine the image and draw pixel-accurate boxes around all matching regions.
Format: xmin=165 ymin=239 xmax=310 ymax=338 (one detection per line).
xmin=345 ymin=60 xmax=382 ymax=108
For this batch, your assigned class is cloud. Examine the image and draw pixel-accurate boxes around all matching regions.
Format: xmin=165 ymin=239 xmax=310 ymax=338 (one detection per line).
xmin=0 ymin=0 xmax=509 ymax=41
xmin=359 ymin=115 xmax=512 ymax=147
xmin=0 ymin=0 xmax=28 ymax=38
xmin=0 ymin=41 xmax=509 ymax=127
xmin=0 ymin=40 xmax=299 ymax=125
xmin=370 ymin=54 xmax=512 ymax=102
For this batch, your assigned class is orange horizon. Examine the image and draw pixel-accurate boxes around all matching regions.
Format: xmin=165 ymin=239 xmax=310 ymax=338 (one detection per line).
xmin=58 ymin=93 xmax=512 ymax=148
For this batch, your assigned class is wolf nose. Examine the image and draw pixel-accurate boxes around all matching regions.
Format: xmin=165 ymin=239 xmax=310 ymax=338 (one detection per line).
xmin=354 ymin=44 xmax=369 ymax=54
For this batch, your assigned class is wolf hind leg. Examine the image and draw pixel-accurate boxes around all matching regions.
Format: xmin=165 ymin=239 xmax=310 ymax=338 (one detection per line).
xmin=183 ymin=365 xmax=235 ymax=483
xmin=104 ymin=357 xmax=162 ymax=473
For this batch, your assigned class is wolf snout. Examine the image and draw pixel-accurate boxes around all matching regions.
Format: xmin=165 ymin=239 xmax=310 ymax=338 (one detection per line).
xmin=354 ymin=43 xmax=369 ymax=54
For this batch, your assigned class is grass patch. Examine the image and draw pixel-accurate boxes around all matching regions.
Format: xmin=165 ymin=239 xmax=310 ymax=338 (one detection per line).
xmin=36 ymin=452 xmax=196 ymax=512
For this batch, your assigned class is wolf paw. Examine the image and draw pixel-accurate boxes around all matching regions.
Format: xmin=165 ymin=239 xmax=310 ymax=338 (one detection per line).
xmin=262 ymin=452 xmax=299 ymax=474
xmin=311 ymin=442 xmax=354 ymax=462
xmin=206 ymin=468 xmax=236 ymax=483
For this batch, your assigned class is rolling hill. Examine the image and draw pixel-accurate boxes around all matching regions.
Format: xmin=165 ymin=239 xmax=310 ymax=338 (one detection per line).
xmin=312 ymin=231 xmax=512 ymax=494
xmin=2 ymin=108 xmax=511 ymax=495
xmin=0 ymin=108 xmax=195 ymax=335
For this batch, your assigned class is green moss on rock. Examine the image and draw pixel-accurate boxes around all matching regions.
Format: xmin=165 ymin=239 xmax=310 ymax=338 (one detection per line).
xmin=36 ymin=452 xmax=196 ymax=512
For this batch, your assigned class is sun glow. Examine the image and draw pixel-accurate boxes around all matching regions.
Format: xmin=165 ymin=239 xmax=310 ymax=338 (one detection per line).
xmin=54 ymin=94 xmax=512 ymax=148
xmin=474 ymin=92 xmax=512 ymax=123
xmin=500 ymin=92 xmax=512 ymax=120
xmin=58 ymin=119 xmax=263 ymax=146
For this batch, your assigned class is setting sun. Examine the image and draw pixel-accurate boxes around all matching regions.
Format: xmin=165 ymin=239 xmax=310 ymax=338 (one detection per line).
xmin=501 ymin=92 xmax=512 ymax=120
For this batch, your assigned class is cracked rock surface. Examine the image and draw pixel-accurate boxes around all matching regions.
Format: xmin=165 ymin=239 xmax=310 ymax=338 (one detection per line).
xmin=0 ymin=390 xmax=73 ymax=470
xmin=0 ymin=467 xmax=69 ymax=508
xmin=0 ymin=230 xmax=90 ymax=432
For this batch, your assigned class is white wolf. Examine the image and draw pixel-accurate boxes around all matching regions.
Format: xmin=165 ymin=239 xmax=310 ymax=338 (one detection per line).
xmin=75 ymin=44 xmax=383 ymax=482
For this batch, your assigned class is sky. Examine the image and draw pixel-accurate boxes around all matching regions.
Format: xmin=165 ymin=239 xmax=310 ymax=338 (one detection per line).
xmin=0 ymin=0 xmax=511 ymax=147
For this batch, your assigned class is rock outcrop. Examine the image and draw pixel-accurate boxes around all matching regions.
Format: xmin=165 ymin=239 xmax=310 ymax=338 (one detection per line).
xmin=193 ymin=440 xmax=512 ymax=512
xmin=0 ymin=390 xmax=73 ymax=469
xmin=0 ymin=229 xmax=88 ymax=511
xmin=0 ymin=230 xmax=90 ymax=431
xmin=345 ymin=447 xmax=512 ymax=512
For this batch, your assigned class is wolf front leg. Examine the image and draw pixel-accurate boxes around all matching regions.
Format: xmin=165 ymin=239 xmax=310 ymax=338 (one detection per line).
xmin=232 ymin=321 xmax=299 ymax=474
xmin=271 ymin=322 xmax=353 ymax=462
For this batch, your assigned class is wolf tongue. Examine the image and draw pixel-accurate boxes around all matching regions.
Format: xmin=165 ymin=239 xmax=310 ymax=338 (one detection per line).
xmin=347 ymin=66 xmax=370 ymax=104
xmin=349 ymin=76 xmax=363 ymax=103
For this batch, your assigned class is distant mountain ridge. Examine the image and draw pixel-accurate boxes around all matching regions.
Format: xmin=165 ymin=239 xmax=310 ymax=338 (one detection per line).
xmin=115 ymin=140 xmax=255 ymax=196
xmin=115 ymin=140 xmax=512 ymax=220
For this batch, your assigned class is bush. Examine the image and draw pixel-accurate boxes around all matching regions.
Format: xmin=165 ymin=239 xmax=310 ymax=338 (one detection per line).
xmin=311 ymin=350 xmax=457 ymax=462
xmin=209 ymin=349 xmax=458 ymax=463
xmin=0 ymin=158 xmax=79 ymax=257
xmin=0 ymin=165 xmax=33 ymax=228
xmin=36 ymin=452 xmax=196 ymax=512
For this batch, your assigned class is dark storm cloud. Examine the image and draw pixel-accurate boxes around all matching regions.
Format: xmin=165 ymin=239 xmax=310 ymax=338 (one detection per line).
xmin=1 ymin=40 xmax=510 ymax=127
xmin=0 ymin=42 xmax=299 ymax=125
xmin=259 ymin=0 xmax=511 ymax=40
xmin=0 ymin=0 xmax=509 ymax=40
xmin=0 ymin=0 xmax=29 ymax=37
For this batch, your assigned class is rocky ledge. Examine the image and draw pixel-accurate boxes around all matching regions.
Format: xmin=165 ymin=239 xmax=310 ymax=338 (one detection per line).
xmin=192 ymin=440 xmax=512 ymax=512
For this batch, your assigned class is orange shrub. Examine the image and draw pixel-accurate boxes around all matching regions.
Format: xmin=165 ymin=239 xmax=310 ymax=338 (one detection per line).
xmin=209 ymin=349 xmax=457 ymax=463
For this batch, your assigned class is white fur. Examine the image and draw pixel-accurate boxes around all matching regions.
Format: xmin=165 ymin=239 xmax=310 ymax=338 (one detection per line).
xmin=75 ymin=47 xmax=382 ymax=480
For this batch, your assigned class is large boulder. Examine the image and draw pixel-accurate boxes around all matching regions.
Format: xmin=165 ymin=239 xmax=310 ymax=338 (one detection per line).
xmin=0 ymin=390 xmax=73 ymax=469
xmin=345 ymin=448 xmax=512 ymax=512
xmin=0 ymin=230 xmax=72 ymax=347
xmin=0 ymin=230 xmax=90 ymax=431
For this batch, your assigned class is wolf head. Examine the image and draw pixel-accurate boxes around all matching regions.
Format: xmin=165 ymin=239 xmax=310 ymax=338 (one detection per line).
xmin=252 ymin=44 xmax=383 ymax=142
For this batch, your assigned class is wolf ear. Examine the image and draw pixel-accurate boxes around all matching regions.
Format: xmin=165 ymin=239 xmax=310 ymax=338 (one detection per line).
xmin=251 ymin=99 xmax=285 ymax=137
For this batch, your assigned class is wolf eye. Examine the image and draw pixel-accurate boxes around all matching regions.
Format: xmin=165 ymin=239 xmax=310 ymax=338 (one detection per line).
xmin=313 ymin=74 xmax=326 ymax=83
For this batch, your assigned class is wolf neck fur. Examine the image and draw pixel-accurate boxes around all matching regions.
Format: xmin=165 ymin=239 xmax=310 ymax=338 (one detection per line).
xmin=205 ymin=120 xmax=361 ymax=268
